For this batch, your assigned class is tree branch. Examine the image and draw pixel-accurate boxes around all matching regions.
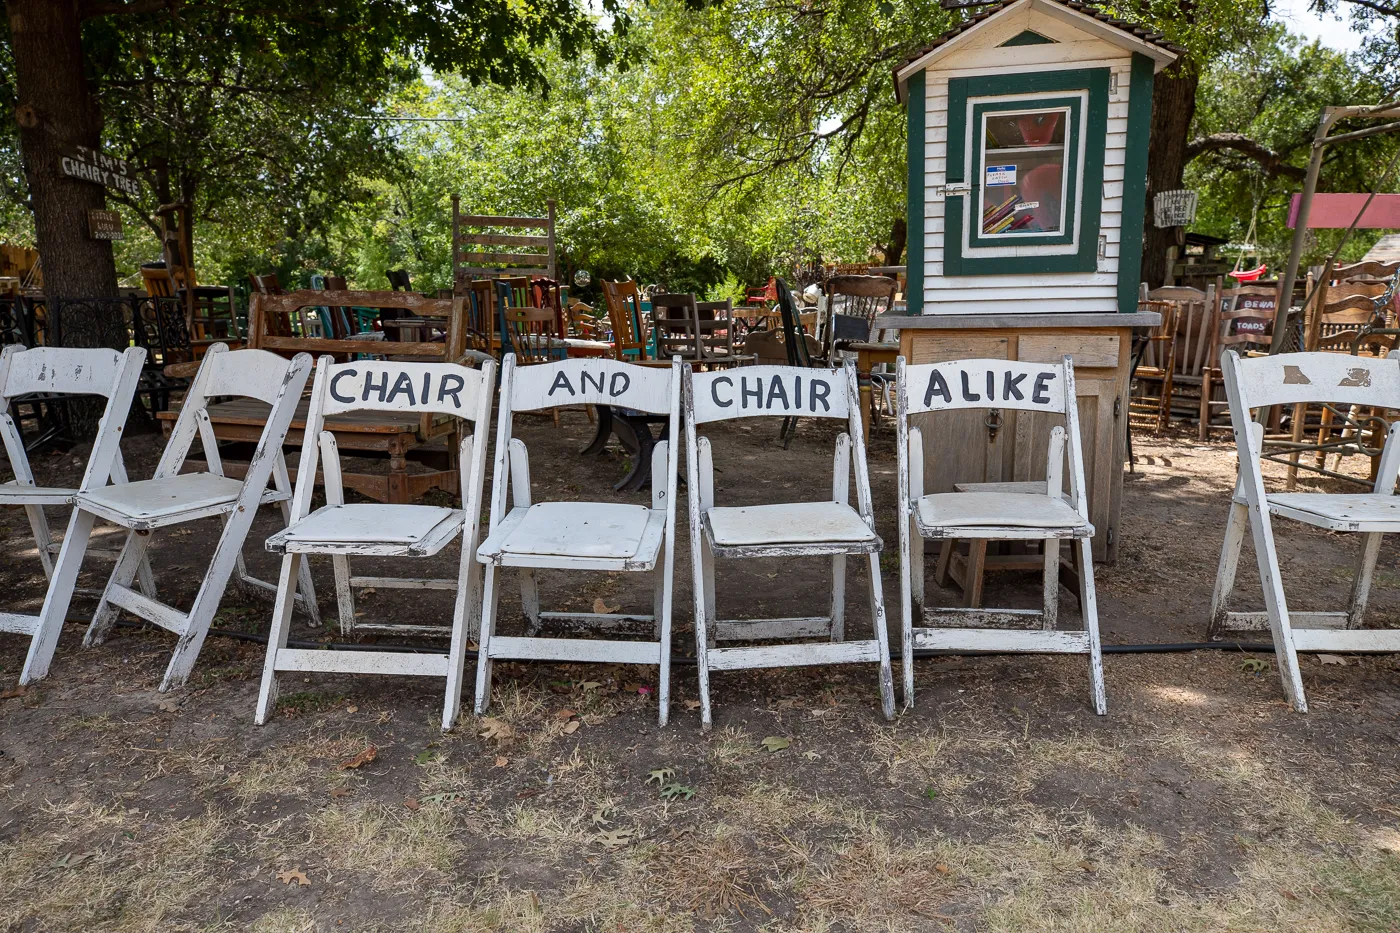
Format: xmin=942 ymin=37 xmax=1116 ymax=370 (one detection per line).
xmin=79 ymin=0 xmax=177 ymax=19
xmin=1336 ymin=0 xmax=1400 ymax=17
xmin=1185 ymin=132 xmax=1307 ymax=179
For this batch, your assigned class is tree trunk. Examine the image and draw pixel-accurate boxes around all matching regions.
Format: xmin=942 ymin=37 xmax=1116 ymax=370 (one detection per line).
xmin=885 ymin=215 xmax=907 ymax=267
xmin=7 ymin=0 xmax=117 ymax=299
xmin=1141 ymin=61 xmax=1199 ymax=289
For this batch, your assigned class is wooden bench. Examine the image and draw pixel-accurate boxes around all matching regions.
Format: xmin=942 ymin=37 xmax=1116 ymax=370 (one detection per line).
xmin=158 ymin=290 xmax=472 ymax=504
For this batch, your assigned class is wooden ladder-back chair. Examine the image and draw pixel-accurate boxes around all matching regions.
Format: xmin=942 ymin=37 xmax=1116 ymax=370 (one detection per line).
xmin=685 ymin=361 xmax=896 ymax=727
xmin=600 ymin=278 xmax=652 ymax=361
xmin=474 ymin=356 xmax=681 ymax=725
xmin=1210 ymin=350 xmax=1400 ymax=712
xmin=897 ymin=356 xmax=1105 ymax=713
xmin=451 ymin=197 xmax=556 ymax=294
xmin=824 ymin=274 xmax=897 ymax=357
xmin=1 ymin=345 xmax=155 ymax=633
xmin=693 ymin=298 xmax=748 ymax=367
xmin=650 ymin=292 xmax=703 ymax=363
xmin=1128 ymin=297 xmax=1179 ymax=434
xmin=1201 ymin=287 xmax=1275 ymax=441
xmin=23 ymin=345 xmax=317 ymax=689
xmin=256 ymin=356 xmax=495 ymax=731
xmin=1130 ymin=285 xmax=1216 ymax=435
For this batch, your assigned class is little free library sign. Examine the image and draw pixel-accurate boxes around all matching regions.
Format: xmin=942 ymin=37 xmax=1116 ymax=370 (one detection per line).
xmin=59 ymin=146 xmax=141 ymax=198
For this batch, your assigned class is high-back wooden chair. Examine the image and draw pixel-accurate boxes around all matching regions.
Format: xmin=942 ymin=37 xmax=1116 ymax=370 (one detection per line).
xmin=1130 ymin=285 xmax=1216 ymax=434
xmin=1128 ymin=297 xmax=1179 ymax=434
xmin=650 ymin=292 xmax=702 ymax=362
xmin=1201 ymin=289 xmax=1275 ymax=440
xmin=1210 ymin=350 xmax=1400 ymax=712
xmin=685 ymin=361 xmax=896 ymax=727
xmin=451 ymin=198 xmax=556 ymax=294
xmin=896 ymin=356 xmax=1104 ymax=713
xmin=693 ymin=298 xmax=747 ymax=366
xmin=256 ymin=356 xmax=495 ymax=732
xmin=1 ymin=345 xmax=154 ymax=631
xmin=22 ymin=345 xmax=317 ymax=690
xmin=140 ymin=265 xmax=176 ymax=298
xmin=600 ymin=278 xmax=652 ymax=361
xmin=473 ymin=356 xmax=681 ymax=724
xmin=824 ymin=274 xmax=898 ymax=355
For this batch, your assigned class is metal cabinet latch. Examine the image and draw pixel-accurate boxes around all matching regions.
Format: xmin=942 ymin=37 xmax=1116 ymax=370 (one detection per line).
xmin=985 ymin=408 xmax=1003 ymax=442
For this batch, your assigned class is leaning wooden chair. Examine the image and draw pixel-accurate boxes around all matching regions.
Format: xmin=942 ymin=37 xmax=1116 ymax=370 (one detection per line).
xmin=256 ymin=356 xmax=495 ymax=732
xmin=1209 ymin=350 xmax=1400 ymax=713
xmin=896 ymin=356 xmax=1104 ymax=713
xmin=1 ymin=345 xmax=154 ymax=635
xmin=474 ymin=356 xmax=681 ymax=725
xmin=685 ymin=361 xmax=896 ymax=727
xmin=21 ymin=345 xmax=317 ymax=690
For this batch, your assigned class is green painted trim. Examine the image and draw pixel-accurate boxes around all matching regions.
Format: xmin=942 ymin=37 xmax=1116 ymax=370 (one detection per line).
xmin=905 ymin=71 xmax=925 ymax=314
xmin=944 ymin=67 xmax=1110 ymax=277
xmin=968 ymin=94 xmax=1082 ymax=249
xmin=1117 ymin=53 xmax=1155 ymax=313
xmin=1001 ymin=29 xmax=1055 ymax=46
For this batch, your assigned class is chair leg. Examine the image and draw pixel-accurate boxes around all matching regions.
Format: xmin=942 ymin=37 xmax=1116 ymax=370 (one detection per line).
xmin=520 ymin=569 xmax=541 ymax=635
xmin=332 ymin=555 xmax=355 ymax=636
xmin=1042 ymin=537 xmax=1060 ymax=631
xmin=866 ymin=551 xmax=896 ymax=721
xmin=473 ymin=564 xmax=502 ymax=715
xmin=1243 ymin=507 xmax=1309 ymax=712
xmin=695 ymin=540 xmax=716 ymax=730
xmin=21 ymin=504 xmax=55 ymax=580
xmin=829 ymin=552 xmax=846 ymax=642
xmin=1347 ymin=532 xmax=1383 ymax=630
xmin=443 ymin=544 xmax=482 ymax=733
xmin=254 ymin=553 xmax=301 ymax=725
xmin=1207 ymin=501 xmax=1248 ymax=640
xmin=963 ymin=540 xmax=987 ymax=607
xmin=655 ymin=556 xmax=672 ymax=727
xmin=21 ymin=509 xmax=97 ymax=684
xmin=85 ymin=529 xmax=154 ymax=647
xmin=1078 ymin=536 xmax=1107 ymax=715
xmin=272 ymin=453 xmax=320 ymax=627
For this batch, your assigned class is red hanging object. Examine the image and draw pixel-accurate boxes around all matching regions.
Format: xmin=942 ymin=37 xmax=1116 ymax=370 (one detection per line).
xmin=1230 ymin=264 xmax=1267 ymax=282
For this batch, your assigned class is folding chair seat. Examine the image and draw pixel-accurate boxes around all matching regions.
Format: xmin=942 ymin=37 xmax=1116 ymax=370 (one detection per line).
xmin=1210 ymin=350 xmax=1400 ymax=711
xmin=256 ymin=358 xmax=494 ymax=731
xmin=0 ymin=345 xmax=154 ymax=647
xmin=19 ymin=344 xmax=316 ymax=691
xmin=897 ymin=356 xmax=1105 ymax=713
xmin=475 ymin=356 xmax=681 ymax=724
xmin=686 ymin=361 xmax=896 ymax=727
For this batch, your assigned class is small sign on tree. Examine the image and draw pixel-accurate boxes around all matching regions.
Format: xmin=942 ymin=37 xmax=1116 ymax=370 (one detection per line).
xmin=87 ymin=210 xmax=123 ymax=241
xmin=59 ymin=145 xmax=141 ymax=198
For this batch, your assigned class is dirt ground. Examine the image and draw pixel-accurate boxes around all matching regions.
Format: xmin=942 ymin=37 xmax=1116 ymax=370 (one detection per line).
xmin=1 ymin=411 xmax=1398 ymax=932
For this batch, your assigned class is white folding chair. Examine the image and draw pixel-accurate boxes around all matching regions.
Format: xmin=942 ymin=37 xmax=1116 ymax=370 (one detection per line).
xmin=1 ymin=344 xmax=154 ymax=633
xmin=475 ymin=355 xmax=681 ymax=725
xmin=685 ymin=361 xmax=895 ymax=727
xmin=896 ymin=356 xmax=1105 ymax=713
xmin=1210 ymin=350 xmax=1400 ymax=712
xmin=21 ymin=344 xmax=317 ymax=690
xmin=256 ymin=357 xmax=495 ymax=731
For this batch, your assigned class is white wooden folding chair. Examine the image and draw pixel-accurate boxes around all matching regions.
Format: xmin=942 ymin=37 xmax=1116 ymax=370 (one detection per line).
xmin=1 ymin=344 xmax=154 ymax=634
xmin=684 ymin=361 xmax=896 ymax=727
xmin=255 ymin=357 xmax=495 ymax=731
xmin=475 ymin=355 xmax=681 ymax=725
xmin=20 ymin=344 xmax=317 ymax=690
xmin=1210 ymin=350 xmax=1400 ymax=712
xmin=896 ymin=356 xmax=1105 ymax=713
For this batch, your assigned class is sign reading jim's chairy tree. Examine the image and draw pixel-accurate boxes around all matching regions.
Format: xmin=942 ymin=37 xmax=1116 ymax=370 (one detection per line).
xmin=59 ymin=145 xmax=141 ymax=198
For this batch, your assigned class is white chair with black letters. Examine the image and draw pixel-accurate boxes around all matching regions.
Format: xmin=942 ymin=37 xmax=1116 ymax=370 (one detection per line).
xmin=1210 ymin=350 xmax=1400 ymax=712
xmin=474 ymin=355 xmax=681 ymax=725
xmin=896 ymin=356 xmax=1105 ymax=713
xmin=256 ymin=357 xmax=495 ymax=731
xmin=685 ymin=360 xmax=896 ymax=727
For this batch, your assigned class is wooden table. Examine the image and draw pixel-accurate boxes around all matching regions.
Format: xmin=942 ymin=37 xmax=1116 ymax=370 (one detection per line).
xmin=846 ymin=340 xmax=899 ymax=447
xmin=157 ymin=398 xmax=456 ymax=504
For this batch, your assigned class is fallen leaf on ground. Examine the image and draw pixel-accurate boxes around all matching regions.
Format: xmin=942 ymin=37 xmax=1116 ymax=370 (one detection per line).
xmin=0 ymin=686 xmax=28 ymax=700
xmin=404 ymin=798 xmax=421 ymax=811
xmin=592 ymin=806 xmax=613 ymax=826
xmin=493 ymin=756 xmax=509 ymax=768
xmin=329 ymin=787 xmax=351 ymax=799
xmin=684 ymin=700 xmax=701 ymax=711
xmin=338 ymin=745 xmax=377 ymax=770
xmin=1317 ymin=654 xmax=1348 ymax=666
xmin=345 ymin=705 xmax=359 ymax=714
xmin=659 ymin=783 xmax=695 ymax=801
xmin=579 ymin=681 xmax=603 ymax=692
xmin=276 ymin=868 xmax=310 ymax=886
xmin=562 ymin=720 xmax=580 ymax=735
xmin=53 ymin=852 xmax=93 ymax=869
xmin=935 ymin=863 xmax=951 ymax=875
xmin=156 ymin=698 xmax=181 ymax=713
xmin=592 ymin=598 xmax=620 ymax=614
xmin=1078 ymin=860 xmax=1097 ymax=873
xmin=413 ymin=749 xmax=441 ymax=765
xmin=479 ymin=718 xmax=515 ymax=743
xmin=647 ymin=768 xmax=675 ymax=785
xmin=595 ymin=827 xmax=634 ymax=849
xmin=554 ymin=708 xmax=577 ymax=720
xmin=761 ymin=736 xmax=790 ymax=753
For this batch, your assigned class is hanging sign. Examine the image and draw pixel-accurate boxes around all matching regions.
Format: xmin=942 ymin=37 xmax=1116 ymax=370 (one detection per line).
xmin=58 ymin=145 xmax=142 ymax=198
xmin=985 ymin=165 xmax=1017 ymax=187
xmin=87 ymin=209 xmax=124 ymax=241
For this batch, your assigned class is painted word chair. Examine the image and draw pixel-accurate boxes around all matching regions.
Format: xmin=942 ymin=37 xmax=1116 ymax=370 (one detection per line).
xmin=0 ymin=345 xmax=154 ymax=644
xmin=474 ymin=355 xmax=681 ymax=724
xmin=21 ymin=344 xmax=317 ymax=690
xmin=1210 ymin=350 xmax=1400 ymax=712
xmin=256 ymin=357 xmax=495 ymax=731
xmin=896 ymin=356 xmax=1105 ymax=713
xmin=685 ymin=361 xmax=896 ymax=727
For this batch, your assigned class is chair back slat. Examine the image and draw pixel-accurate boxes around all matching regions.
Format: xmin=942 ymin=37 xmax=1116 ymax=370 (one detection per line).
xmin=508 ymin=356 xmax=673 ymax=414
xmin=902 ymin=358 xmax=1069 ymax=415
xmin=1225 ymin=350 xmax=1400 ymax=411
xmin=691 ymin=365 xmax=849 ymax=424
xmin=1 ymin=345 xmax=128 ymax=398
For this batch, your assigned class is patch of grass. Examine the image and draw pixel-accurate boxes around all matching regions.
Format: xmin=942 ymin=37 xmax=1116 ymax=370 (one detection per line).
xmin=307 ymin=802 xmax=460 ymax=886
xmin=273 ymin=689 xmax=345 ymax=717
xmin=226 ymin=731 xmax=370 ymax=804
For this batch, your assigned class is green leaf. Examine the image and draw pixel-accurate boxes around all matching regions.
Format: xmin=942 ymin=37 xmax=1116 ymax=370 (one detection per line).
xmin=659 ymin=783 xmax=695 ymax=801
xmin=646 ymin=767 xmax=675 ymax=785
xmin=761 ymin=736 xmax=790 ymax=753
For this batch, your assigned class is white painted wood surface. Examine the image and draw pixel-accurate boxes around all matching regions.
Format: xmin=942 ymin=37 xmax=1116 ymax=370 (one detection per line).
xmin=255 ymin=356 xmax=495 ymax=732
xmin=895 ymin=354 xmax=1106 ymax=713
xmin=685 ymin=360 xmax=896 ymax=728
xmin=474 ymin=354 xmax=680 ymax=725
xmin=1209 ymin=349 xmax=1400 ymax=712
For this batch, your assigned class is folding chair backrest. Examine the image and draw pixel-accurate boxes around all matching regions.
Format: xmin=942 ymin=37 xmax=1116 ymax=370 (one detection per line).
xmin=508 ymin=356 xmax=674 ymax=415
xmin=1222 ymin=350 xmax=1400 ymax=415
xmin=689 ymin=363 xmax=850 ymax=424
xmin=902 ymin=358 xmax=1070 ymax=415
xmin=774 ymin=278 xmax=813 ymax=368
xmin=201 ymin=344 xmax=309 ymax=404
